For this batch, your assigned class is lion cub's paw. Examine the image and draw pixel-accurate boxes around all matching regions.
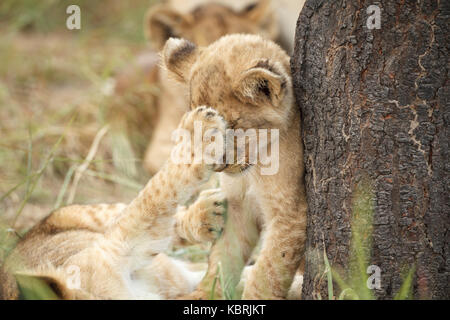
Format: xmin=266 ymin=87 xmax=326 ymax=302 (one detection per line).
xmin=178 ymin=106 xmax=227 ymax=172
xmin=189 ymin=188 xmax=226 ymax=243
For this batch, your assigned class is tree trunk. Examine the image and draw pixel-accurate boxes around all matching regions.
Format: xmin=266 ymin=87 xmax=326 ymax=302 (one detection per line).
xmin=292 ymin=0 xmax=449 ymax=299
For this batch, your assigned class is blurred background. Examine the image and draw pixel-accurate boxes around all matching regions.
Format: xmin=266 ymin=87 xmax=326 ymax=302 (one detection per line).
xmin=0 ymin=0 xmax=177 ymax=262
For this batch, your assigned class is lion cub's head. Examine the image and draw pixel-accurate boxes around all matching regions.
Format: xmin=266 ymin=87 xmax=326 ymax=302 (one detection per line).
xmin=162 ymin=34 xmax=293 ymax=173
xmin=146 ymin=0 xmax=278 ymax=49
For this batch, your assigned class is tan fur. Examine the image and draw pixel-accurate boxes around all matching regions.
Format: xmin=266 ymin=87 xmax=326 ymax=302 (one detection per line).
xmin=175 ymin=188 xmax=226 ymax=243
xmin=0 ymin=107 xmax=228 ymax=300
xmin=141 ymin=0 xmax=280 ymax=174
xmin=162 ymin=34 xmax=307 ymax=299
xmin=116 ymin=1 xmax=305 ymax=174
xmin=146 ymin=0 xmax=278 ymax=50
xmin=167 ymin=0 xmax=306 ymax=53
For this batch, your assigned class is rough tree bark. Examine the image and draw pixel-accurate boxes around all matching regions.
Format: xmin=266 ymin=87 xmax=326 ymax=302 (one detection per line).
xmin=292 ymin=0 xmax=449 ymax=299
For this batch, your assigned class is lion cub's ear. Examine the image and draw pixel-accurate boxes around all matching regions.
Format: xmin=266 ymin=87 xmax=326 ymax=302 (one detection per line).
xmin=145 ymin=4 xmax=187 ymax=50
xmin=162 ymin=38 xmax=198 ymax=83
xmin=234 ymin=60 xmax=287 ymax=107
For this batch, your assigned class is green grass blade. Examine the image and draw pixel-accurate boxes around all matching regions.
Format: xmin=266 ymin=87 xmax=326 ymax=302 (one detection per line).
xmin=323 ymin=248 xmax=334 ymax=300
xmin=54 ymin=164 xmax=77 ymax=210
xmin=394 ymin=265 xmax=416 ymax=300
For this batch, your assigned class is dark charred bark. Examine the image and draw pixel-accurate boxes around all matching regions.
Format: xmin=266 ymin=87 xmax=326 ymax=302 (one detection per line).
xmin=292 ymin=0 xmax=449 ymax=299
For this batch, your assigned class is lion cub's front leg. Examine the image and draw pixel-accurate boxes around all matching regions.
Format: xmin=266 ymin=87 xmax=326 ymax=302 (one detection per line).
xmin=175 ymin=188 xmax=226 ymax=243
xmin=107 ymin=106 xmax=227 ymax=246
xmin=241 ymin=176 xmax=307 ymax=300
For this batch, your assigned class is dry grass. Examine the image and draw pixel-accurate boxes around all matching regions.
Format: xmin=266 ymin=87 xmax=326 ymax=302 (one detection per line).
xmin=0 ymin=1 xmax=162 ymax=247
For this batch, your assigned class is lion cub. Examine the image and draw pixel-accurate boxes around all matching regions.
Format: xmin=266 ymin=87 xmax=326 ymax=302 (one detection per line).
xmin=0 ymin=107 xmax=228 ymax=300
xmin=134 ymin=0 xmax=279 ymax=174
xmin=162 ymin=34 xmax=307 ymax=299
